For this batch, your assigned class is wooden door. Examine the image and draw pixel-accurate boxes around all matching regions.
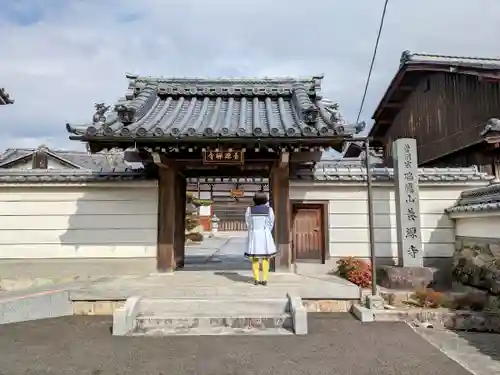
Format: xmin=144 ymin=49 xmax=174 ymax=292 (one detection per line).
xmin=292 ymin=205 xmax=324 ymax=261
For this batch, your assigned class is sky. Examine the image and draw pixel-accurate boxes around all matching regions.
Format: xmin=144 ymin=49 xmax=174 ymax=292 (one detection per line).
xmin=0 ymin=0 xmax=499 ymax=152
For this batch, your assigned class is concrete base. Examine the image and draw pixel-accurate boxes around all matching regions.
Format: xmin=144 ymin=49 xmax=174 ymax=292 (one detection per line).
xmin=0 ymin=290 xmax=73 ymax=325
xmin=365 ymin=294 xmax=385 ymax=310
xmin=351 ymin=304 xmax=374 ymax=322
xmin=378 ymin=266 xmax=438 ymax=290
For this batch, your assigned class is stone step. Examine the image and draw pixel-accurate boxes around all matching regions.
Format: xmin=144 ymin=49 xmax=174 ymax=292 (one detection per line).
xmin=133 ymin=313 xmax=294 ymax=336
xmin=137 ymin=298 xmax=289 ymax=316
xmin=113 ymin=294 xmax=308 ymax=336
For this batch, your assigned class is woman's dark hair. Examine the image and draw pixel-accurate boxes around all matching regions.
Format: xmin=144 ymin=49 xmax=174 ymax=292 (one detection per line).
xmin=253 ymin=192 xmax=269 ymax=206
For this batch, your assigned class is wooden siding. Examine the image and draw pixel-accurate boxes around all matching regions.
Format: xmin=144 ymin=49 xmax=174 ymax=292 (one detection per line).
xmin=383 ymin=72 xmax=500 ymax=164
xmin=0 ymin=183 xmax=158 ymax=258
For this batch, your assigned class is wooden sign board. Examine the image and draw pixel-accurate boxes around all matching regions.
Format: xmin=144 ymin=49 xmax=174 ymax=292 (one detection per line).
xmin=230 ymin=188 xmax=245 ymax=198
xmin=202 ymin=150 xmax=244 ymax=165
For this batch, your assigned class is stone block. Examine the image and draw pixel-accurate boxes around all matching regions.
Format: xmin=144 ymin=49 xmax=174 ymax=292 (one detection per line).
xmin=287 ymin=294 xmax=308 ymax=335
xmin=302 ymin=300 xmax=351 ymax=312
xmin=453 ymin=238 xmax=500 ymax=295
xmin=378 ymin=265 xmax=437 ymax=290
xmin=351 ymin=304 xmax=374 ymax=322
xmin=365 ymin=294 xmax=384 ymax=310
xmin=112 ymin=296 xmax=142 ymax=336
xmin=0 ymin=290 xmax=73 ymax=325
xmin=73 ymin=301 xmax=93 ymax=315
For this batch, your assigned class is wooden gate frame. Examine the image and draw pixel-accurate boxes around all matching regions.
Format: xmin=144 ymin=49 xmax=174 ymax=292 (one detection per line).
xmin=290 ymin=200 xmax=329 ymax=264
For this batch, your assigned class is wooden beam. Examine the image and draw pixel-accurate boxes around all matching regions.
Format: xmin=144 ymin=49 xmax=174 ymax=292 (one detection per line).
xmin=157 ymin=167 xmax=176 ymax=272
xmin=384 ymin=102 xmax=403 ymax=109
xmin=270 ymin=160 xmax=291 ymax=271
xmin=173 ymin=174 xmax=186 ymax=269
xmin=182 ymin=169 xmax=269 ymax=178
xmin=398 ymin=85 xmax=414 ymax=91
xmin=278 ymin=152 xmax=290 ymax=169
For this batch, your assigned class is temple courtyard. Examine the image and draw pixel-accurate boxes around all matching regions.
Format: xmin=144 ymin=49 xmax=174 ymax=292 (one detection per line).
xmin=0 ymin=235 xmax=499 ymax=374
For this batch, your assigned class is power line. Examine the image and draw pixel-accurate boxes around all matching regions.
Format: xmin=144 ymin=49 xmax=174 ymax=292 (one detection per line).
xmin=355 ymin=0 xmax=390 ymax=124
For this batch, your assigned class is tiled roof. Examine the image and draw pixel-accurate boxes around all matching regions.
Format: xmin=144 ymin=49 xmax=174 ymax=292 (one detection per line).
xmin=295 ymin=165 xmax=491 ymax=182
xmin=0 ymin=146 xmax=491 ymax=184
xmin=0 ymin=146 xmax=130 ymax=170
xmin=0 ymin=169 xmax=147 ymax=183
xmin=446 ymin=180 xmax=500 ymax=214
xmin=0 ymin=88 xmax=13 ymax=105
xmin=66 ymin=75 xmax=365 ymax=141
xmin=480 ymin=118 xmax=500 ymax=137
xmin=370 ymin=51 xmax=500 ymax=138
xmin=399 ymin=52 xmax=500 ymax=71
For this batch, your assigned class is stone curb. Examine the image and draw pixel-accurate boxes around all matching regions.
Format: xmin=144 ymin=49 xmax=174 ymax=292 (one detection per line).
xmin=0 ymin=289 xmax=73 ymax=325
xmin=112 ymin=296 xmax=142 ymax=336
xmin=287 ymin=293 xmax=308 ymax=335
xmin=353 ymin=307 xmax=500 ymax=333
xmin=350 ymin=304 xmax=375 ymax=322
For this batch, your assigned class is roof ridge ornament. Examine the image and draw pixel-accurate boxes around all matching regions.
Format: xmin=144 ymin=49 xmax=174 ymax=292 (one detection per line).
xmin=92 ymin=103 xmax=110 ymax=125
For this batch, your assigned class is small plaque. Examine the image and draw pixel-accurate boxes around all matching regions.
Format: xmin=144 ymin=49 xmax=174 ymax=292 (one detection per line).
xmin=231 ymin=189 xmax=245 ymax=198
xmin=202 ymin=150 xmax=244 ymax=165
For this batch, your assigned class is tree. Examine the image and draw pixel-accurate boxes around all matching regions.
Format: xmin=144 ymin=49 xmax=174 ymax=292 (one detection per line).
xmin=185 ymin=192 xmax=213 ymax=242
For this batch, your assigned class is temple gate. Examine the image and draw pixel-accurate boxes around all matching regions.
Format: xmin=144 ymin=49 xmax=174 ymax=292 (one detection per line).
xmin=65 ymin=74 xmax=364 ymax=272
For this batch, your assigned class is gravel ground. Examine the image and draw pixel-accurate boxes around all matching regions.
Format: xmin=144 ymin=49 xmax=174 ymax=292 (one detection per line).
xmin=0 ymin=314 xmax=472 ymax=375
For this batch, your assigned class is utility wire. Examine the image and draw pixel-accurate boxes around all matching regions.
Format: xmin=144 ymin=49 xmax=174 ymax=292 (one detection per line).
xmin=355 ymin=0 xmax=390 ymax=124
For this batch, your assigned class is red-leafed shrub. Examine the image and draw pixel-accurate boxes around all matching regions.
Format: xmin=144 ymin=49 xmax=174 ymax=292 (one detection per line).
xmin=411 ymin=288 xmax=448 ymax=308
xmin=336 ymin=257 xmax=372 ymax=288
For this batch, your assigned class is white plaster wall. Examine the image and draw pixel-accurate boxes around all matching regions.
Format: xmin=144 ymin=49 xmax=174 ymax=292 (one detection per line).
xmin=0 ymin=182 xmax=158 ymax=258
xmin=6 ymin=158 xmax=72 ymax=170
xmin=198 ymin=191 xmax=212 ymax=216
xmin=454 ymin=215 xmax=500 ymax=239
xmin=290 ymin=183 xmax=474 ymax=260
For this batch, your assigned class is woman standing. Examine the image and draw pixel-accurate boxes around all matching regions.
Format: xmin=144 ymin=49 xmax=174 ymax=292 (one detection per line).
xmin=244 ymin=192 xmax=277 ymax=285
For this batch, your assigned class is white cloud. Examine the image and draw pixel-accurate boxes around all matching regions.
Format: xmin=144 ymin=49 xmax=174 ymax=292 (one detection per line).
xmin=0 ymin=0 xmax=499 ymax=150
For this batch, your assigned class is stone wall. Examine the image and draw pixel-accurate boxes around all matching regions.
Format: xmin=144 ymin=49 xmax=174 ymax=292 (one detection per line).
xmin=452 ymin=237 xmax=500 ymax=295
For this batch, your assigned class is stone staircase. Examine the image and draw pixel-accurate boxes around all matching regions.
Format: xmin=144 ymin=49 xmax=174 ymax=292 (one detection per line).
xmin=113 ymin=294 xmax=307 ymax=336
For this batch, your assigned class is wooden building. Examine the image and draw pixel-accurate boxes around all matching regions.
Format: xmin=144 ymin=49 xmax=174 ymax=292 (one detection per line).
xmin=0 ymin=88 xmax=13 ymax=105
xmin=369 ymin=51 xmax=500 ymax=174
xmin=65 ymin=74 xmax=365 ymax=272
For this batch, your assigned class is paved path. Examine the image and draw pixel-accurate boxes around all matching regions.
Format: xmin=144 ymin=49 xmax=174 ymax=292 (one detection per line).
xmin=414 ymin=327 xmax=500 ymax=375
xmin=0 ymin=315 xmax=473 ymax=375
xmin=68 ymin=269 xmax=359 ymax=300
xmin=184 ymin=237 xmax=248 ymax=270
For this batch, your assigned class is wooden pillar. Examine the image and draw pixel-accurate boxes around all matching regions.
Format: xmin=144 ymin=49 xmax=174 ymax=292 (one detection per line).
xmin=157 ymin=167 xmax=176 ymax=272
xmin=270 ymin=153 xmax=291 ymax=271
xmin=174 ymin=174 xmax=187 ymax=268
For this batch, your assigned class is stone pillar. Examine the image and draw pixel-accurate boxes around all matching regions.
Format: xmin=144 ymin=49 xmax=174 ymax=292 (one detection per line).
xmin=211 ymin=214 xmax=220 ymax=233
xmin=379 ymin=138 xmax=436 ymax=290
xmin=392 ymin=138 xmax=423 ymax=267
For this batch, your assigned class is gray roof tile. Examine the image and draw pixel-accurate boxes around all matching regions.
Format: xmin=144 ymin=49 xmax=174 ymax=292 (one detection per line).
xmin=446 ymin=179 xmax=500 ymax=213
xmin=0 ymin=146 xmax=130 ymax=171
xmin=400 ymin=51 xmax=500 ymax=71
xmin=0 ymin=146 xmax=491 ymax=184
xmin=0 ymin=169 xmax=146 ymax=183
xmin=66 ymin=75 xmax=365 ymax=141
xmin=480 ymin=118 xmax=500 ymax=137
xmin=296 ymin=165 xmax=491 ymax=182
xmin=0 ymin=87 xmax=13 ymax=105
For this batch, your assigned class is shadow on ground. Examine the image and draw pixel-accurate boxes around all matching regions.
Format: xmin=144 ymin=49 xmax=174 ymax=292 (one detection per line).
xmin=0 ymin=315 xmax=472 ymax=375
xmin=456 ymin=330 xmax=500 ymax=363
xmin=213 ymin=271 xmax=254 ymax=283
